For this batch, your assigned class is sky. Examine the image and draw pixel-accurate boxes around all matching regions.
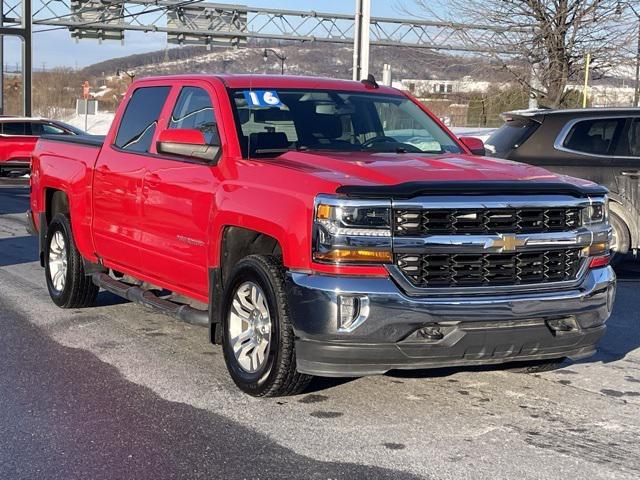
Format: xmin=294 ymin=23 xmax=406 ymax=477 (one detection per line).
xmin=18 ymin=0 xmax=413 ymax=70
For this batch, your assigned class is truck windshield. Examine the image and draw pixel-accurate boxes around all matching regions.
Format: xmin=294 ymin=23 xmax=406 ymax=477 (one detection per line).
xmin=231 ymin=89 xmax=463 ymax=158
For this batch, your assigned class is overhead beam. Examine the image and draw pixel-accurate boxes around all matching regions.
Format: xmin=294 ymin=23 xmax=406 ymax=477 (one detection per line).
xmin=32 ymin=1 xmax=519 ymax=54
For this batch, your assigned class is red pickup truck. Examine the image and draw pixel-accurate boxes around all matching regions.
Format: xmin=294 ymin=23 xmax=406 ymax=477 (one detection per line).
xmin=28 ymin=74 xmax=616 ymax=397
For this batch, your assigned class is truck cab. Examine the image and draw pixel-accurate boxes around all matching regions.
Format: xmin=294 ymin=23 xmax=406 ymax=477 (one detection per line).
xmin=29 ymin=75 xmax=616 ymax=397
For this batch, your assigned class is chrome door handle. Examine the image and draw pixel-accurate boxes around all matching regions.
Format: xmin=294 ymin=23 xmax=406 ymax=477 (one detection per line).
xmin=620 ymin=170 xmax=640 ymax=177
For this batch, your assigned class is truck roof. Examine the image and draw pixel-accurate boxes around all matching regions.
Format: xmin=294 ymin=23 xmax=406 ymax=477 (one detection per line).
xmin=135 ymin=74 xmax=401 ymax=95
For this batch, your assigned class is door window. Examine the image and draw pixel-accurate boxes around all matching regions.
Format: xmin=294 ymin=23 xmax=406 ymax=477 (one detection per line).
xmin=620 ymin=118 xmax=640 ymax=157
xmin=169 ymin=87 xmax=219 ymax=145
xmin=562 ymin=118 xmax=624 ymax=156
xmin=2 ymin=122 xmax=29 ymax=135
xmin=115 ymin=86 xmax=170 ymax=153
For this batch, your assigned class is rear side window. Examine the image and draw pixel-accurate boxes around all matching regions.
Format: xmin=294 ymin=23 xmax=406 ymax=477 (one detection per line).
xmin=485 ymin=118 xmax=539 ymax=157
xmin=31 ymin=123 xmax=66 ymax=136
xmin=169 ymin=87 xmax=219 ymax=144
xmin=115 ymin=86 xmax=170 ymax=153
xmin=562 ymin=118 xmax=624 ymax=156
xmin=2 ymin=122 xmax=29 ymax=135
xmin=618 ymin=118 xmax=640 ymax=157
xmin=42 ymin=123 xmax=67 ymax=135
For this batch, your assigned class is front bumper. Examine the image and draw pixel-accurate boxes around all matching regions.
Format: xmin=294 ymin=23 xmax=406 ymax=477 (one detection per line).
xmin=286 ymin=266 xmax=616 ymax=377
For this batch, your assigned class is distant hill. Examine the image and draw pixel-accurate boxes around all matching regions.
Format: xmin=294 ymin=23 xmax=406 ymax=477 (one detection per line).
xmin=81 ymin=41 xmax=510 ymax=82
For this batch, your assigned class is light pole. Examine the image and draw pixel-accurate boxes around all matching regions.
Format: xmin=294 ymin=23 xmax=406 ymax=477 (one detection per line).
xmin=116 ymin=69 xmax=136 ymax=83
xmin=263 ymin=49 xmax=286 ymax=75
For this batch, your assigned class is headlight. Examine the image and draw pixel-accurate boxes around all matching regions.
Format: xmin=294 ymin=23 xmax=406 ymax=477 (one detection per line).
xmin=313 ymin=196 xmax=392 ymax=264
xmin=582 ymin=200 xmax=607 ymax=225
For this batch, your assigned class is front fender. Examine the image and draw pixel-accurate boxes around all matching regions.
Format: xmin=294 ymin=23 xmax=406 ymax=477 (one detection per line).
xmin=209 ymin=182 xmax=313 ymax=269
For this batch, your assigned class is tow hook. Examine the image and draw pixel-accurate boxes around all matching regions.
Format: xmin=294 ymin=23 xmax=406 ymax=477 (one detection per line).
xmin=418 ymin=325 xmax=444 ymax=341
xmin=545 ymin=317 xmax=578 ymax=335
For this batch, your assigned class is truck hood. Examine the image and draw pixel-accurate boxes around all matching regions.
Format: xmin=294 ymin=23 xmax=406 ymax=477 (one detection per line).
xmin=265 ymin=150 xmax=596 ymax=189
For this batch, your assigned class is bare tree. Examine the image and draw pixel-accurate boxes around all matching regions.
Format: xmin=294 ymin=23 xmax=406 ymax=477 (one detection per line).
xmin=408 ymin=0 xmax=637 ymax=107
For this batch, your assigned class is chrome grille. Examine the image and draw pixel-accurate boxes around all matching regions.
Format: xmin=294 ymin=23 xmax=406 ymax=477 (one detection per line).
xmin=395 ymin=249 xmax=582 ymax=288
xmin=394 ymin=207 xmax=582 ymax=236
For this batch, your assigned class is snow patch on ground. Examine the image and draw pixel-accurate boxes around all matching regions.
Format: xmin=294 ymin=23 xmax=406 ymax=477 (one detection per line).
xmin=65 ymin=111 xmax=115 ymax=135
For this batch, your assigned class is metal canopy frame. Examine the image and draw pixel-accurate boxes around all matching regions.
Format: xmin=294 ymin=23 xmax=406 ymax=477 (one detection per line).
xmin=32 ymin=1 xmax=516 ymax=53
xmin=1 ymin=0 xmax=31 ymax=115
xmin=4 ymin=0 xmax=522 ymax=115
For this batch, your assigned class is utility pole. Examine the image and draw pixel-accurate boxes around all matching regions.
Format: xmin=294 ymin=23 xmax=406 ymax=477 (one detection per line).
xmin=352 ymin=0 xmax=371 ymax=81
xmin=582 ymin=52 xmax=591 ymax=108
xmin=23 ymin=0 xmax=32 ymax=116
xmin=634 ymin=13 xmax=640 ymax=106
xmin=619 ymin=2 xmax=640 ymax=107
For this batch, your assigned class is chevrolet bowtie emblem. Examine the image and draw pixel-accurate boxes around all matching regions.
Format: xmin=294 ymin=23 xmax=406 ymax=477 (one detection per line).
xmin=490 ymin=234 xmax=524 ymax=252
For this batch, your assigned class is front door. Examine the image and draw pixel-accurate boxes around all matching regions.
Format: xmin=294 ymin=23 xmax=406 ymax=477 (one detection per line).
xmin=137 ymin=83 xmax=221 ymax=299
xmin=92 ymin=85 xmax=171 ymax=271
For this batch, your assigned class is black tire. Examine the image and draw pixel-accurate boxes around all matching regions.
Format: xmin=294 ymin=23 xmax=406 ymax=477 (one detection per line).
xmin=501 ymin=358 xmax=567 ymax=374
xmin=609 ymin=212 xmax=630 ymax=267
xmin=221 ymin=255 xmax=312 ymax=397
xmin=44 ymin=213 xmax=99 ymax=308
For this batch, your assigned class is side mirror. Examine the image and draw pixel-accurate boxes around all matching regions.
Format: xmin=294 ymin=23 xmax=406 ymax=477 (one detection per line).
xmin=459 ymin=136 xmax=486 ymax=156
xmin=157 ymin=129 xmax=220 ymax=163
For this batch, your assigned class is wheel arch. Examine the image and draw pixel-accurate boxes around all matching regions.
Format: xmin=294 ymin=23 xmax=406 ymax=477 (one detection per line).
xmin=209 ymin=226 xmax=284 ymax=345
xmin=609 ymin=197 xmax=638 ymax=249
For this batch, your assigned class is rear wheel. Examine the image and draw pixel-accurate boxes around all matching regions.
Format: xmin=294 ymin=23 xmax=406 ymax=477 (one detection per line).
xmin=221 ymin=255 xmax=312 ymax=397
xmin=45 ymin=214 xmax=99 ymax=308
xmin=609 ymin=212 xmax=630 ymax=266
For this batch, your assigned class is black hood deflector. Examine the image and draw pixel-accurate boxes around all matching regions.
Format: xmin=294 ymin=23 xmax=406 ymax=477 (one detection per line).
xmin=336 ymin=181 xmax=608 ymax=199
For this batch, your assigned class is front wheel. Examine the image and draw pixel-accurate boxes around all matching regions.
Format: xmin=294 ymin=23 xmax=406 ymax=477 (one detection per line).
xmin=221 ymin=255 xmax=312 ymax=397
xmin=45 ymin=214 xmax=99 ymax=308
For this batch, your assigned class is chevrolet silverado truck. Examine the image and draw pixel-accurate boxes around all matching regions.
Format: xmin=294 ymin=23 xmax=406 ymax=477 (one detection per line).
xmin=28 ymin=75 xmax=616 ymax=397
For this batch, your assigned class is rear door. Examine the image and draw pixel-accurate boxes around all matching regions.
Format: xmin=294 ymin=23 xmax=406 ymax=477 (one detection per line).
xmin=611 ymin=117 xmax=640 ymax=233
xmin=92 ymin=85 xmax=171 ymax=271
xmin=137 ymin=82 xmax=221 ymax=298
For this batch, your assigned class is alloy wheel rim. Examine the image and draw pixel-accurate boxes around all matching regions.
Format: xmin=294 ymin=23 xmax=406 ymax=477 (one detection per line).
xmin=228 ymin=281 xmax=272 ymax=373
xmin=48 ymin=231 xmax=68 ymax=292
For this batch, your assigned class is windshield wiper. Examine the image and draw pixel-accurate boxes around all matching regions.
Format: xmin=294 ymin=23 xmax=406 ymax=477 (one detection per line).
xmin=253 ymin=145 xmax=309 ymax=155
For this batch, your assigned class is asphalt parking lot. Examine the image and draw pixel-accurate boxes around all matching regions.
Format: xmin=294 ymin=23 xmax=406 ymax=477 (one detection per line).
xmin=1 ymin=181 xmax=639 ymax=480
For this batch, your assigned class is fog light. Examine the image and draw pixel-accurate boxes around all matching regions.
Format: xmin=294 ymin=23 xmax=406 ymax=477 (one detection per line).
xmin=337 ymin=295 xmax=369 ymax=332
xmin=546 ymin=317 xmax=578 ymax=334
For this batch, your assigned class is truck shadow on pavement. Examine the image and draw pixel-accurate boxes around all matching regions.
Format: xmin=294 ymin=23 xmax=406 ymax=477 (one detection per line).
xmin=1 ymin=299 xmax=421 ymax=480
xmin=0 ymin=186 xmax=30 ymax=215
xmin=0 ymin=235 xmax=38 ymax=267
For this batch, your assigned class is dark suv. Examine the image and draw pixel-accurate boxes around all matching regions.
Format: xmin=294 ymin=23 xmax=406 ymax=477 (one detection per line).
xmin=486 ymin=108 xmax=640 ymax=263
